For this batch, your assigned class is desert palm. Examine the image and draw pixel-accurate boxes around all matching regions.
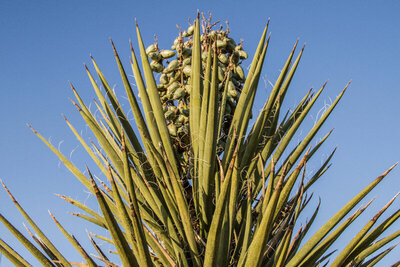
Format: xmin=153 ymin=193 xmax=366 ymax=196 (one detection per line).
xmin=1 ymin=13 xmax=399 ymax=266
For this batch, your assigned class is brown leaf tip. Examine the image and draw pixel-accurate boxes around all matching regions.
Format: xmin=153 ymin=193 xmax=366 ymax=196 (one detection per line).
xmin=68 ymin=81 xmax=76 ymax=91
xmin=27 ymin=124 xmax=38 ymax=134
xmin=378 ymin=162 xmax=398 ymax=180
xmin=292 ymin=40 xmax=299 ymax=52
xmin=360 ymin=198 xmax=375 ymax=213
xmin=87 ymin=167 xmax=100 ymax=194
xmin=373 ymin=192 xmax=400 ymax=221
xmin=342 ymin=80 xmax=352 ymax=92
xmin=55 ymin=193 xmax=65 ymax=199
xmin=110 ymin=39 xmax=117 ymax=55
xmin=48 ymin=210 xmax=58 ymax=222
xmin=68 ymin=98 xmax=82 ymax=111
xmin=84 ymin=64 xmax=90 ymax=72
xmin=0 ymin=179 xmax=17 ymax=203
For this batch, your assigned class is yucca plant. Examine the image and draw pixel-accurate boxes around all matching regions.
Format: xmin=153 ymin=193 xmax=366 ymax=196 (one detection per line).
xmin=1 ymin=13 xmax=399 ymax=266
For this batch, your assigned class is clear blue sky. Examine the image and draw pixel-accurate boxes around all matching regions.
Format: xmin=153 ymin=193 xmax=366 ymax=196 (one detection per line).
xmin=1 ymin=1 xmax=399 ymax=266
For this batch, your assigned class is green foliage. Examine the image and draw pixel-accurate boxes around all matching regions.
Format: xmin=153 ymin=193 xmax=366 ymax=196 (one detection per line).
xmin=1 ymin=13 xmax=399 ymax=266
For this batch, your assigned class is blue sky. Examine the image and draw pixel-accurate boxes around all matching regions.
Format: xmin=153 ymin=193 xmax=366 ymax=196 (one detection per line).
xmin=1 ymin=1 xmax=399 ymax=265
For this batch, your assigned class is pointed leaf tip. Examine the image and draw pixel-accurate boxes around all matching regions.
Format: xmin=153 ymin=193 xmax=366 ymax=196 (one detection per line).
xmin=381 ymin=162 xmax=398 ymax=177
xmin=343 ymin=80 xmax=352 ymax=91
xmin=86 ymin=168 xmax=98 ymax=188
xmin=68 ymin=98 xmax=82 ymax=111
xmin=1 ymin=181 xmax=17 ymax=203
xmin=292 ymin=40 xmax=299 ymax=52
xmin=372 ymin=192 xmax=400 ymax=222
xmin=84 ymin=64 xmax=90 ymax=72
xmin=27 ymin=124 xmax=38 ymax=134
xmin=48 ymin=210 xmax=56 ymax=221
xmin=110 ymin=39 xmax=117 ymax=55
xmin=352 ymin=197 xmax=375 ymax=219
xmin=68 ymin=81 xmax=77 ymax=92
xmin=305 ymin=146 xmax=312 ymax=156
